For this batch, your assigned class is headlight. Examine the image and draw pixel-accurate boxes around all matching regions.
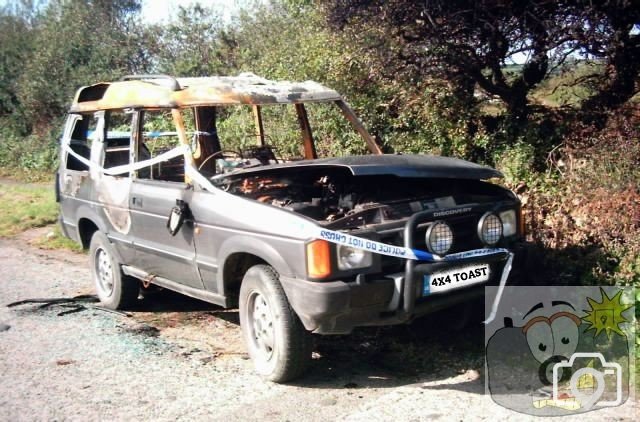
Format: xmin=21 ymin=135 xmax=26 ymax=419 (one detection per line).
xmin=478 ymin=212 xmax=503 ymax=245
xmin=337 ymin=244 xmax=372 ymax=270
xmin=425 ymin=221 xmax=453 ymax=256
xmin=499 ymin=209 xmax=517 ymax=237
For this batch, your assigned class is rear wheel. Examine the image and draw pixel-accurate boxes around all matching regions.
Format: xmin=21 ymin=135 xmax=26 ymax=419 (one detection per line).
xmin=89 ymin=231 xmax=139 ymax=310
xmin=239 ymin=264 xmax=313 ymax=382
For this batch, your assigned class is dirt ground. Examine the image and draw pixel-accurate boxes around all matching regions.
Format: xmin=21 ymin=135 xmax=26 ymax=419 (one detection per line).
xmin=0 ymin=231 xmax=637 ymax=421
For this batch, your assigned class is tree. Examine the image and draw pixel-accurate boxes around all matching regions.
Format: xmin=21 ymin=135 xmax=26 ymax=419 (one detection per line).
xmin=16 ymin=0 xmax=143 ymax=128
xmin=0 ymin=11 xmax=33 ymax=117
xmin=327 ymin=1 xmax=566 ymax=122
xmin=151 ymin=4 xmax=235 ymax=77
xmin=573 ymin=1 xmax=640 ymax=114
xmin=325 ymin=0 xmax=640 ymax=125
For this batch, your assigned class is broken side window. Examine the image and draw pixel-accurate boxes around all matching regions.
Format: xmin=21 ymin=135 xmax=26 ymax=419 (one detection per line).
xmin=103 ymin=109 xmax=134 ymax=175
xmin=136 ymin=109 xmax=193 ymax=183
xmin=66 ymin=113 xmax=99 ymax=172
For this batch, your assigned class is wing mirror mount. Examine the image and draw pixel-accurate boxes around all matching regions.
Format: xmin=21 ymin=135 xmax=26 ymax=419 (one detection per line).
xmin=167 ymin=199 xmax=189 ymax=236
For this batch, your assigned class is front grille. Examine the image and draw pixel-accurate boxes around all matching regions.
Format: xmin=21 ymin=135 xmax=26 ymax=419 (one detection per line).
xmin=379 ymin=213 xmax=484 ymax=271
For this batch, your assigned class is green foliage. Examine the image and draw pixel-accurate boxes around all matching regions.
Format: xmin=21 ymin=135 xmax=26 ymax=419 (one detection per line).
xmin=0 ymin=12 xmax=33 ymax=116
xmin=522 ymin=111 xmax=640 ymax=286
xmin=232 ymin=3 xmax=360 ymax=90
xmin=0 ymin=115 xmax=60 ymax=177
xmin=230 ymin=2 xmax=488 ymax=159
xmin=151 ymin=4 xmax=234 ymax=76
xmin=494 ymin=141 xmax=535 ymax=185
xmin=307 ymin=103 xmax=368 ymax=157
xmin=533 ymin=61 xmax=604 ymax=107
xmin=216 ymin=106 xmax=258 ymax=152
xmin=0 ymin=0 xmax=144 ymax=175
xmin=17 ymin=0 xmax=142 ymax=123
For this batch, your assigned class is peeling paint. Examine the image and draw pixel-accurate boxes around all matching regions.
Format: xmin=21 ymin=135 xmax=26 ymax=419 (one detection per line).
xmin=96 ymin=175 xmax=131 ymax=234
xmin=70 ymin=74 xmax=342 ymax=112
xmin=62 ymin=172 xmax=86 ymax=197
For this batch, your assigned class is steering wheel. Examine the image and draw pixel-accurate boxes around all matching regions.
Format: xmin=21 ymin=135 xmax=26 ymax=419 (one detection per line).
xmin=198 ymin=149 xmax=243 ymax=172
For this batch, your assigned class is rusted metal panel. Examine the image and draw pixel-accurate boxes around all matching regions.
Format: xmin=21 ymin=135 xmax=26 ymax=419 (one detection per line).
xmin=295 ymin=103 xmax=317 ymax=160
xmin=70 ymin=74 xmax=342 ymax=112
xmin=252 ymin=105 xmax=265 ymax=146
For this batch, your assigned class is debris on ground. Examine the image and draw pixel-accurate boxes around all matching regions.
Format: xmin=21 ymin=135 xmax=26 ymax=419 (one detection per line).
xmin=6 ymin=294 xmax=131 ymax=317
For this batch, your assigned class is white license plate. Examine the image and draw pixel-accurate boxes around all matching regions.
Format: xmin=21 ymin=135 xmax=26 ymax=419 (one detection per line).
xmin=423 ymin=264 xmax=490 ymax=296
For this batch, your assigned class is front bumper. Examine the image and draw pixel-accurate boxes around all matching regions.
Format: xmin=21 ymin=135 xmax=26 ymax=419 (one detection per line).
xmin=280 ymin=248 xmax=514 ymax=334
xmin=283 ymin=206 xmax=523 ymax=334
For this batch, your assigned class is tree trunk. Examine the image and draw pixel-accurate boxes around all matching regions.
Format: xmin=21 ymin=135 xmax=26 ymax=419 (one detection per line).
xmin=581 ymin=21 xmax=640 ymax=121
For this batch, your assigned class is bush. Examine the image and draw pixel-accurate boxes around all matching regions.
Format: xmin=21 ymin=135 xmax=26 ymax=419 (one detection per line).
xmin=493 ymin=141 xmax=535 ymax=185
xmin=0 ymin=116 xmax=59 ymax=178
xmin=522 ymin=110 xmax=640 ymax=286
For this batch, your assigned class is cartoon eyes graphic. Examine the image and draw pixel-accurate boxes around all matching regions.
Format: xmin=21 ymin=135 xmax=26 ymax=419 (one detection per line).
xmin=523 ymin=312 xmax=580 ymax=363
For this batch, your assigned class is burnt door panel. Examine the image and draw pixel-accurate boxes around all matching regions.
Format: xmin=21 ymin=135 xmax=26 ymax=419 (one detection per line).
xmin=129 ymin=180 xmax=203 ymax=289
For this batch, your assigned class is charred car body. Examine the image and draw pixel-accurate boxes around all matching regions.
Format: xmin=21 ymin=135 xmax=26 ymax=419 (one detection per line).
xmin=57 ymin=74 xmax=524 ymax=382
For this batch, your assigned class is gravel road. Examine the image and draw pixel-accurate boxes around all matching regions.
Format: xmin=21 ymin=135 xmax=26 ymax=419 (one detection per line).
xmin=0 ymin=235 xmax=636 ymax=421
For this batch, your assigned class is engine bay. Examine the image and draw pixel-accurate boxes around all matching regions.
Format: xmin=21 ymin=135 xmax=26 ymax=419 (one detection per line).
xmin=211 ymin=166 xmax=512 ymax=230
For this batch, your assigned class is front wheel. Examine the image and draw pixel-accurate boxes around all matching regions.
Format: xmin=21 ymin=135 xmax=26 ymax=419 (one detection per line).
xmin=89 ymin=231 xmax=139 ymax=310
xmin=239 ymin=264 xmax=313 ymax=382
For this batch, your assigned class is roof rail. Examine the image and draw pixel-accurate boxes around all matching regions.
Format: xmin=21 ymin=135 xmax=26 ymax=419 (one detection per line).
xmin=120 ymin=74 xmax=181 ymax=91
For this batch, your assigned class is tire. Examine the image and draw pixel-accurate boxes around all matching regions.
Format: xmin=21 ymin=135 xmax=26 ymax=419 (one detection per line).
xmin=89 ymin=231 xmax=139 ymax=310
xmin=239 ymin=264 xmax=313 ymax=383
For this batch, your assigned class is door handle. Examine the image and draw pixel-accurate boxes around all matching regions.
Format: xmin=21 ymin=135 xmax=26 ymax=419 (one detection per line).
xmin=131 ymin=197 xmax=143 ymax=207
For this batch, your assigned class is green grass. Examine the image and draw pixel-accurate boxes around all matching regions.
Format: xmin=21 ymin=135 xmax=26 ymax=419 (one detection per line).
xmin=0 ymin=183 xmax=59 ymax=236
xmin=0 ymin=167 xmax=55 ymax=183
xmin=0 ymin=181 xmax=82 ymax=251
xmin=532 ymin=61 xmax=603 ymax=108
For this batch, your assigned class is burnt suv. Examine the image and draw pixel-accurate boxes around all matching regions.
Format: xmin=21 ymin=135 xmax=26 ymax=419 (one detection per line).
xmin=57 ymin=74 xmax=523 ymax=382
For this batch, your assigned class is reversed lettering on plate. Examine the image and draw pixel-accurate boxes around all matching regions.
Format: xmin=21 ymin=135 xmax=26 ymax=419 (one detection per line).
xmin=423 ymin=264 xmax=490 ymax=295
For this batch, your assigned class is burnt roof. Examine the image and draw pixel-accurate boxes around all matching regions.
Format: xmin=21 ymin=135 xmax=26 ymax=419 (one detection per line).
xmin=70 ymin=73 xmax=342 ymax=112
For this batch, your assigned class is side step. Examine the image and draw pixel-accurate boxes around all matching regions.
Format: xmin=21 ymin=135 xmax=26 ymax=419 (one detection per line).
xmin=122 ymin=265 xmax=228 ymax=307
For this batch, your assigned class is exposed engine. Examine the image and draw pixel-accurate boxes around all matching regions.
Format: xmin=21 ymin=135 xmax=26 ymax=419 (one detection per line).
xmin=212 ymin=166 xmax=510 ymax=230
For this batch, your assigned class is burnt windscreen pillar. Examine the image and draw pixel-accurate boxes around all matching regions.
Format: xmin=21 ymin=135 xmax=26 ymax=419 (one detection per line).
xmin=194 ymin=106 xmax=222 ymax=157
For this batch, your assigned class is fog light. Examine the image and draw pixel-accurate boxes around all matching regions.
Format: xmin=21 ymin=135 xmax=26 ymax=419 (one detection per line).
xmin=425 ymin=221 xmax=453 ymax=256
xmin=337 ymin=245 xmax=372 ymax=270
xmin=478 ymin=212 xmax=503 ymax=245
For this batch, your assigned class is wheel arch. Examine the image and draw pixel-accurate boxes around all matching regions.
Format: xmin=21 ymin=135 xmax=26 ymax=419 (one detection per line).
xmin=217 ymin=236 xmax=294 ymax=307
xmin=74 ymin=207 xmax=121 ymax=263
xmin=77 ymin=218 xmax=100 ymax=249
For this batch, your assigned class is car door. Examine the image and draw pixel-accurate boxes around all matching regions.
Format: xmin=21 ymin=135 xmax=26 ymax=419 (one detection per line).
xmin=129 ymin=180 xmax=203 ymax=288
xmin=127 ymin=109 xmax=203 ymax=289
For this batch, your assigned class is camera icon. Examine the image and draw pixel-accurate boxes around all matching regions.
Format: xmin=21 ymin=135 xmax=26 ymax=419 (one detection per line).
xmin=553 ymin=352 xmax=622 ymax=410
